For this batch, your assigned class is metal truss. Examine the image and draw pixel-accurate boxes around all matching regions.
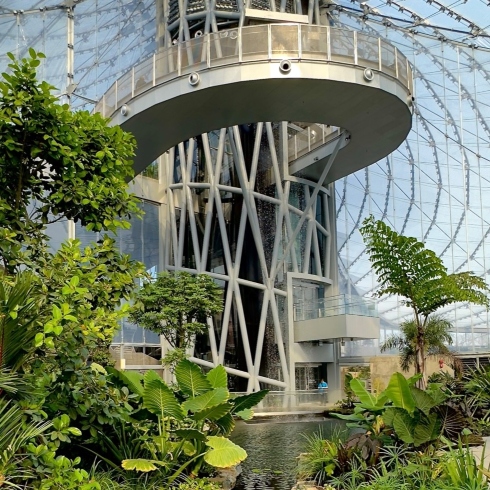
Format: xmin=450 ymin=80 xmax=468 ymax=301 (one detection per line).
xmin=334 ymin=8 xmax=490 ymax=342
xmin=162 ymin=123 xmax=337 ymax=391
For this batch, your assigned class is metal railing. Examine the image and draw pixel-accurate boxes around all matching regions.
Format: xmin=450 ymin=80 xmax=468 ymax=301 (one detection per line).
xmin=287 ymin=123 xmax=342 ymax=163
xmin=293 ymin=294 xmax=378 ymax=321
xmin=232 ymin=390 xmax=330 ymax=411
xmin=94 ymin=24 xmax=412 ymax=118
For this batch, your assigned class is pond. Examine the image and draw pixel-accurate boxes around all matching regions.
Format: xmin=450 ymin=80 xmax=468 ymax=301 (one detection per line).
xmin=230 ymin=417 xmax=345 ymax=490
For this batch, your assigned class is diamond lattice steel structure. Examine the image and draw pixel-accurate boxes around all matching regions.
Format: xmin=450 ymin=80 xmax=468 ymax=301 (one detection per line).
xmin=1 ymin=0 xmax=489 ymax=394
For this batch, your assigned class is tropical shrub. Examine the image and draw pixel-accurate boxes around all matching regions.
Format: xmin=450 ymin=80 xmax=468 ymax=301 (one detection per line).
xmin=0 ymin=50 xmax=148 ymax=487
xmin=0 ymin=401 xmax=52 ymax=487
xmin=302 ymin=440 xmax=490 ymax=490
xmin=129 ymin=271 xmax=223 ymax=367
xmin=114 ymin=360 xmax=268 ymax=480
xmin=334 ymin=372 xmax=474 ymax=448
xmin=297 ymin=428 xmax=362 ymax=484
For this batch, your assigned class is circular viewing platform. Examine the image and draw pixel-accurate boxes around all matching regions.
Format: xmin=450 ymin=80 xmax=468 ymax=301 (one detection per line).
xmin=95 ymin=24 xmax=413 ymax=182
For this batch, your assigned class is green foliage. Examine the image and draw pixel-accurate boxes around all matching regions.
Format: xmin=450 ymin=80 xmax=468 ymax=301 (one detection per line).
xmin=0 ymin=401 xmax=52 ymax=487
xmin=381 ymin=316 xmax=462 ymax=374
xmin=26 ymin=445 xmax=100 ymax=490
xmin=203 ymin=436 xmax=248 ymax=468
xmin=0 ymin=50 xmax=149 ymax=488
xmin=296 ymin=428 xmax=377 ymax=485
xmin=333 ymin=372 xmax=475 ymax=448
xmin=117 ymin=360 xmax=268 ymax=480
xmin=301 ymin=435 xmax=490 ymax=490
xmin=0 ymin=271 xmax=43 ymax=371
xmin=176 ymin=359 xmax=213 ymax=396
xmin=0 ymin=50 xmax=140 ymax=273
xmin=360 ymin=216 xmax=489 ymax=383
xmin=175 ymin=477 xmax=221 ymax=490
xmin=129 ymin=272 xmax=223 ymax=363
xmin=441 ymin=440 xmax=489 ymax=490
xmin=464 ymin=365 xmax=490 ymax=416
xmin=360 ymin=216 xmax=489 ymax=317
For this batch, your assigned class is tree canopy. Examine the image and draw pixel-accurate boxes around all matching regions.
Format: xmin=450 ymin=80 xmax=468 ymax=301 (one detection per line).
xmin=360 ymin=216 xmax=489 ymax=384
xmin=360 ymin=216 xmax=489 ymax=316
xmin=0 ymin=49 xmax=140 ymax=273
xmin=130 ymin=271 xmax=223 ymax=365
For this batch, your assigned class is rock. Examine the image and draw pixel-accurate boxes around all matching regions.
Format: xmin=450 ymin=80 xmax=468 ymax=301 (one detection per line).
xmin=291 ymin=481 xmax=324 ymax=490
xmin=210 ymin=465 xmax=242 ymax=490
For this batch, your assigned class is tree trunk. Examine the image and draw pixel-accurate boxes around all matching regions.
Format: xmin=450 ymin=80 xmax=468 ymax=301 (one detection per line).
xmin=416 ymin=324 xmax=427 ymax=389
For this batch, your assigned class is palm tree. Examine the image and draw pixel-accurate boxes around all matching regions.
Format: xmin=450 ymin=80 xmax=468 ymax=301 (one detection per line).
xmin=0 ymin=400 xmax=52 ymax=488
xmin=0 ymin=271 xmax=43 ymax=373
xmin=381 ymin=315 xmax=462 ymax=375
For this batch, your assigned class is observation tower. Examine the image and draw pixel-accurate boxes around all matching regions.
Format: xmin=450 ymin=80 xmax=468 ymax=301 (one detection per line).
xmin=96 ymin=0 xmax=413 ymax=394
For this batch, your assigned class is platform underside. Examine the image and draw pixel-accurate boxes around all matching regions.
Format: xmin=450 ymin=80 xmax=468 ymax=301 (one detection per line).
xmin=112 ymin=60 xmax=412 ymax=183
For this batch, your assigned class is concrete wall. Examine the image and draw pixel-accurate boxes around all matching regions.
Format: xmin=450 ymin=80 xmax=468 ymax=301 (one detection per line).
xmin=369 ymin=355 xmax=454 ymax=393
xmin=291 ymin=342 xmax=335 ymax=363
xmin=294 ymin=314 xmax=379 ymax=342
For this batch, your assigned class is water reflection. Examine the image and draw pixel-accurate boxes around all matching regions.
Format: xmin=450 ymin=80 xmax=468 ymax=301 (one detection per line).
xmin=230 ymin=418 xmax=344 ymax=490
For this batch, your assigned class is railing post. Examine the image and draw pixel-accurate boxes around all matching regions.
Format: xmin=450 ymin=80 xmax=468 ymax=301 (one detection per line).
xmin=238 ymin=27 xmax=242 ymax=63
xmin=153 ymin=52 xmax=156 ymax=86
xmin=131 ymin=67 xmax=135 ymax=97
xmin=378 ymin=38 xmax=382 ymax=71
xmin=178 ymin=42 xmax=181 ymax=76
xmin=407 ymin=58 xmax=410 ymax=90
xmin=207 ymin=33 xmax=211 ymax=68
xmin=268 ymin=24 xmax=272 ymax=60
xmin=115 ymin=79 xmax=118 ymax=109
xmin=327 ymin=26 xmax=331 ymax=61
xmin=102 ymin=95 xmax=105 ymax=117
xmin=353 ymin=30 xmax=358 ymax=65
xmin=395 ymin=47 xmax=398 ymax=79
xmin=298 ymin=24 xmax=302 ymax=59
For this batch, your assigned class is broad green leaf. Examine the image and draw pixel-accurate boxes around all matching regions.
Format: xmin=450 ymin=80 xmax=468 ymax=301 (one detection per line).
xmin=90 ymin=363 xmax=107 ymax=375
xmin=182 ymin=440 xmax=197 ymax=456
xmin=385 ymin=373 xmax=415 ymax=414
xmin=392 ymin=411 xmax=416 ymax=444
xmin=331 ymin=412 xmax=366 ymax=422
xmin=174 ymin=429 xmax=207 ymax=442
xmin=413 ymin=413 xmax=440 ymax=447
xmin=175 ymin=359 xmax=211 ymax=396
xmin=121 ymin=459 xmax=162 ymax=472
xmin=410 ymin=386 xmax=437 ymax=416
xmin=407 ymin=373 xmax=423 ymax=387
xmin=34 ymin=333 xmax=44 ymax=347
xmin=231 ymin=390 xmax=268 ymax=413
xmin=382 ymin=407 xmax=397 ymax=427
xmin=425 ymin=384 xmax=447 ymax=405
xmin=193 ymin=402 xmax=232 ymax=422
xmin=111 ymin=369 xmax=144 ymax=397
xmin=183 ymin=387 xmax=229 ymax=413
xmin=349 ymin=378 xmax=377 ymax=407
xmin=215 ymin=413 xmax=235 ymax=435
xmin=236 ymin=408 xmax=253 ymax=420
xmin=143 ymin=370 xmax=161 ymax=387
xmin=204 ymin=436 xmax=247 ymax=468
xmin=206 ymin=365 xmax=227 ymax=388
xmin=143 ymin=378 xmax=184 ymax=421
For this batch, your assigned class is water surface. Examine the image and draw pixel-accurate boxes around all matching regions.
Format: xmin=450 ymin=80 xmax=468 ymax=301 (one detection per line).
xmin=230 ymin=418 xmax=344 ymax=490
